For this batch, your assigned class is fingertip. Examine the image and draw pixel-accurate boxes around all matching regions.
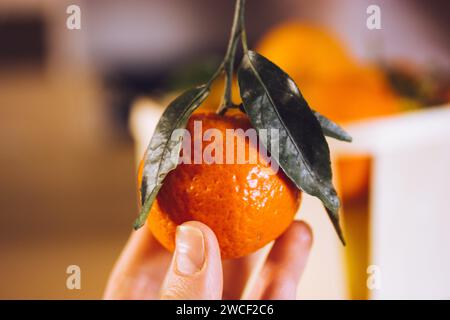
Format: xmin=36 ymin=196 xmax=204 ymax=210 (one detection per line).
xmin=288 ymin=220 xmax=313 ymax=249
xmin=160 ymin=220 xmax=223 ymax=299
xmin=180 ymin=221 xmax=223 ymax=264
xmin=181 ymin=221 xmax=221 ymax=251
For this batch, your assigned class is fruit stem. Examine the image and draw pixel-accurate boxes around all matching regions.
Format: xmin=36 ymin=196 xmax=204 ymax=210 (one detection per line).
xmin=240 ymin=2 xmax=249 ymax=54
xmin=217 ymin=0 xmax=246 ymax=115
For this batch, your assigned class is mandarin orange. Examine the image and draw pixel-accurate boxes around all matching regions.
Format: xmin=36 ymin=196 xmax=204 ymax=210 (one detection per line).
xmin=138 ymin=112 xmax=301 ymax=259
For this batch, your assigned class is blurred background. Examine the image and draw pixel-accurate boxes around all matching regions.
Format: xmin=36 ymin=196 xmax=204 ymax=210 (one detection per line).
xmin=0 ymin=0 xmax=449 ymax=299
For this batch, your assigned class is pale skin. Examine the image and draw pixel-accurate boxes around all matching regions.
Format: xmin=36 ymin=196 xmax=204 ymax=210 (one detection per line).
xmin=104 ymin=220 xmax=312 ymax=300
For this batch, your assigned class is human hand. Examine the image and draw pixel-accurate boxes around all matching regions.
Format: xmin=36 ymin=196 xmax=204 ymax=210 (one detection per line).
xmin=104 ymin=220 xmax=312 ymax=300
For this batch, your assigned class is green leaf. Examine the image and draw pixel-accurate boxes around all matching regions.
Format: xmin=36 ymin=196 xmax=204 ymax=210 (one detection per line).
xmin=313 ymin=111 xmax=352 ymax=142
xmin=239 ymin=104 xmax=352 ymax=142
xmin=325 ymin=206 xmax=346 ymax=245
xmin=237 ymin=50 xmax=345 ymax=244
xmin=134 ymin=86 xmax=210 ymax=229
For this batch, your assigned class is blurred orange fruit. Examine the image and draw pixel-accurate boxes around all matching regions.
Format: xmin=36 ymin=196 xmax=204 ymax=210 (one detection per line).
xmin=257 ymin=22 xmax=401 ymax=200
xmin=297 ymin=67 xmax=400 ymax=123
xmin=257 ymin=23 xmax=357 ymax=83
xmin=138 ymin=112 xmax=301 ymax=259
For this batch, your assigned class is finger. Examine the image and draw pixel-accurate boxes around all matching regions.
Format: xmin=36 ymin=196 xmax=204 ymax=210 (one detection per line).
xmin=104 ymin=226 xmax=172 ymax=299
xmin=244 ymin=221 xmax=313 ymax=300
xmin=222 ymin=251 xmax=259 ymax=299
xmin=159 ymin=221 xmax=223 ymax=300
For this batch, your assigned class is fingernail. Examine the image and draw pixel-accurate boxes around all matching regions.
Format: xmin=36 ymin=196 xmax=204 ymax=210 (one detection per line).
xmin=175 ymin=225 xmax=205 ymax=275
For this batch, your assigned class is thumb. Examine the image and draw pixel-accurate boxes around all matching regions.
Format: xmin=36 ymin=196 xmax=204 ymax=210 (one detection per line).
xmin=159 ymin=221 xmax=223 ymax=299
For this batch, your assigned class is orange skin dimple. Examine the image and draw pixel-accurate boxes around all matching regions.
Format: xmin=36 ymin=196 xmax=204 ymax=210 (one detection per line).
xmin=138 ymin=112 xmax=301 ymax=259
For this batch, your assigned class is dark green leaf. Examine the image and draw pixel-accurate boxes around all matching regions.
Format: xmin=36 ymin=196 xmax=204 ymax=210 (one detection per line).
xmin=239 ymin=103 xmax=352 ymax=142
xmin=325 ymin=206 xmax=346 ymax=245
xmin=134 ymin=86 xmax=210 ymax=229
xmin=238 ymin=50 xmax=345 ymax=244
xmin=313 ymin=111 xmax=352 ymax=142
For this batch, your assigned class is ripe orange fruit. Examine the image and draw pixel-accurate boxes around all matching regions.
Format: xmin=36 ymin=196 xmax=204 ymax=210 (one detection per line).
xmin=138 ymin=112 xmax=301 ymax=259
xmin=257 ymin=22 xmax=401 ymax=200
